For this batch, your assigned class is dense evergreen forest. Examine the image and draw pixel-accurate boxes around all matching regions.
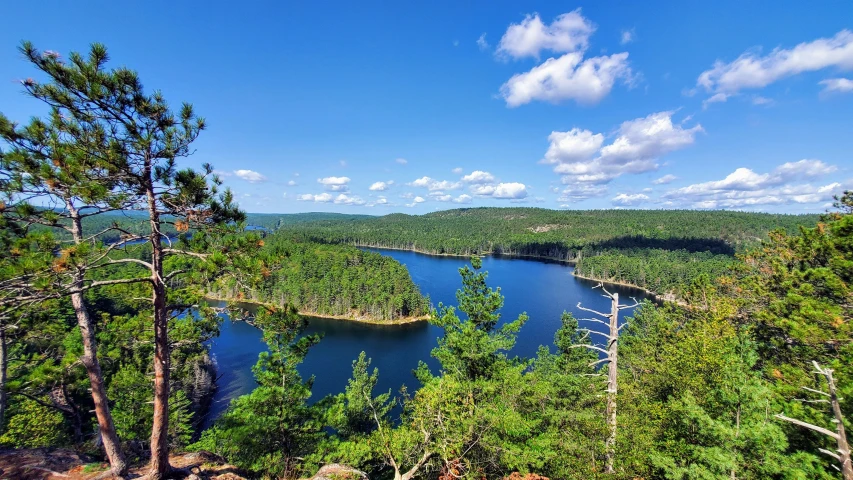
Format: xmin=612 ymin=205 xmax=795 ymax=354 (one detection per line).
xmin=2 ymin=42 xmax=852 ymax=480
xmin=209 ymin=234 xmax=429 ymax=322
xmin=278 ymin=208 xmax=819 ymax=297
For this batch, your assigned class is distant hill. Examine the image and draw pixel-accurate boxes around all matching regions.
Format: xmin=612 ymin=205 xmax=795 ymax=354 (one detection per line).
xmin=273 ymin=207 xmax=822 ymax=297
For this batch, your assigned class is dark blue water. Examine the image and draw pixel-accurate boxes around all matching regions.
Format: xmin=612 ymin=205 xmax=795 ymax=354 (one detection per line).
xmin=205 ymin=249 xmax=647 ymax=425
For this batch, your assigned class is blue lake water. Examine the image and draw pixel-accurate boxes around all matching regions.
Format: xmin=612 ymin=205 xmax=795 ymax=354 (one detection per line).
xmin=204 ymin=249 xmax=647 ymax=425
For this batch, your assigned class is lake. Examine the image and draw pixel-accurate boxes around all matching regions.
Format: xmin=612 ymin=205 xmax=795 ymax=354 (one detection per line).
xmin=204 ymin=249 xmax=648 ymax=426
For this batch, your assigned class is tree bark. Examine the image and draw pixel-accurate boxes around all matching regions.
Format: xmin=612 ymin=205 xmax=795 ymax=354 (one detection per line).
xmin=826 ymin=369 xmax=853 ymax=480
xmin=605 ymin=293 xmax=618 ymax=475
xmin=68 ymin=207 xmax=128 ymax=478
xmin=146 ymin=175 xmax=172 ymax=479
xmin=0 ymin=326 xmax=7 ymax=429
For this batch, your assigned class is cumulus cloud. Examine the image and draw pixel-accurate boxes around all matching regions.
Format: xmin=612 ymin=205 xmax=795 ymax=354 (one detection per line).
xmin=470 ymin=182 xmax=528 ymax=199
xmin=477 ymin=33 xmax=489 ymax=51
xmin=652 ymin=174 xmax=678 ymax=185
xmin=297 ymin=193 xmax=333 ymax=203
xmin=620 ymin=29 xmax=635 ymax=45
xmin=452 ymin=167 xmax=464 ymax=174
xmin=612 ymin=193 xmax=649 ymax=206
xmin=406 ymin=196 xmax=426 ymax=208
xmin=500 ymin=52 xmax=632 ymax=107
xmin=542 ymin=128 xmax=604 ymax=164
xmin=286 ymin=180 xmax=297 ymax=186
xmin=819 ymin=77 xmax=853 ymax=94
xmin=697 ymin=30 xmax=853 ymax=95
xmin=663 ymin=160 xmax=841 ymax=209
xmin=333 ymin=193 xmax=365 ymax=206
xmin=369 ymin=181 xmax=394 ymax=191
xmin=496 ymin=10 xmax=595 ymax=60
xmin=453 ymin=194 xmax=473 ymax=204
xmin=544 ymin=111 xmax=702 ymax=186
xmin=461 ymin=170 xmax=496 ymax=184
xmin=408 ymin=176 xmax=462 ymax=191
xmin=317 ymin=176 xmax=351 ymax=192
xmin=234 ymin=169 xmax=267 ymax=183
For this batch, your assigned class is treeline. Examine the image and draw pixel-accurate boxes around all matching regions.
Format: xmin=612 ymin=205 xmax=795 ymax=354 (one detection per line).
xmin=194 ymin=194 xmax=853 ymax=479
xmin=277 ymin=208 xmax=819 ymax=296
xmin=210 ymin=234 xmax=429 ymax=322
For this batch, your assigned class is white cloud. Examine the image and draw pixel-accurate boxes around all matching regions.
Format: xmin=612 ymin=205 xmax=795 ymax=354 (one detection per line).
xmin=663 ymin=160 xmax=842 ymax=209
xmin=286 ymin=180 xmax=297 ymax=186
xmin=819 ymin=77 xmax=853 ymax=94
xmin=395 ymin=158 xmax=408 ymax=165
xmin=318 ymin=176 xmax=351 ymax=192
xmin=461 ymin=170 xmax=496 ymax=184
xmin=752 ymin=95 xmax=774 ymax=105
xmin=408 ymin=176 xmax=462 ymax=191
xmin=405 ymin=196 xmax=427 ymax=208
xmin=492 ymin=182 xmax=528 ymax=199
xmin=339 ymin=160 xmax=348 ymax=167
xmin=477 ymin=33 xmax=489 ymax=51
xmin=453 ymin=194 xmax=473 ymax=204
xmin=542 ymin=128 xmax=604 ymax=164
xmin=496 ymin=10 xmax=595 ymax=60
xmin=652 ymin=174 xmax=678 ymax=185
xmin=620 ymin=29 xmax=635 ymax=45
xmin=545 ymin=111 xmax=702 ymax=186
xmin=333 ymin=193 xmax=365 ymax=206
xmin=452 ymin=167 xmax=464 ymax=174
xmin=702 ymin=92 xmax=730 ymax=109
xmin=612 ymin=193 xmax=649 ymax=206
xmin=234 ymin=169 xmax=267 ymax=183
xmin=697 ymin=30 xmax=853 ymax=95
xmin=558 ymin=184 xmax=608 ymax=203
xmin=297 ymin=193 xmax=333 ymax=203
xmin=471 ymin=182 xmax=528 ymax=199
xmin=500 ymin=52 xmax=632 ymax=107
xmin=369 ymin=181 xmax=393 ymax=191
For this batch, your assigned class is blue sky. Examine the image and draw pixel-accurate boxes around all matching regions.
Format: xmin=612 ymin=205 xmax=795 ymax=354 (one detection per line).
xmin=1 ymin=1 xmax=851 ymax=214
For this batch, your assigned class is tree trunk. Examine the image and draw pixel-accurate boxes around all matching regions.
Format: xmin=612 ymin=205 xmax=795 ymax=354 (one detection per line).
xmin=0 ymin=326 xmax=7 ymax=429
xmin=605 ymin=292 xmax=618 ymax=475
xmin=68 ymin=208 xmax=128 ymax=478
xmin=826 ymin=369 xmax=853 ymax=480
xmin=146 ymin=178 xmax=172 ymax=479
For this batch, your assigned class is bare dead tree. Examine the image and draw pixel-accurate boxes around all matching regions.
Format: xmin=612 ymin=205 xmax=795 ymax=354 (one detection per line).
xmin=775 ymin=361 xmax=852 ymax=480
xmin=573 ymin=284 xmax=638 ymax=475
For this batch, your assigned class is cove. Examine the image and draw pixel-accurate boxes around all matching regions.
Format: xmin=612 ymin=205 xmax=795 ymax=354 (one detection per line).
xmin=204 ymin=248 xmax=649 ymax=426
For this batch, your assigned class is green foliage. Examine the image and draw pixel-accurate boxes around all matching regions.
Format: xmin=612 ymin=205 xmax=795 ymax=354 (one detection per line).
xmin=211 ymin=234 xmax=430 ymax=322
xmin=0 ymin=398 xmax=67 ymax=448
xmin=279 ymin=207 xmax=818 ymax=296
xmin=192 ymin=307 xmax=325 ymax=478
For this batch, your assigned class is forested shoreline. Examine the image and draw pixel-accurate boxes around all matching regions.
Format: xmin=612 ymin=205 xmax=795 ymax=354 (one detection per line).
xmin=277 ymin=208 xmax=818 ymax=297
xmin=207 ymin=234 xmax=430 ymax=323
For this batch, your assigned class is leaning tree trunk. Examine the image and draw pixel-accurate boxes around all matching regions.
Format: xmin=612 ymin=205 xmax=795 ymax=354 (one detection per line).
xmin=146 ymin=177 xmax=172 ymax=479
xmin=68 ymin=208 xmax=128 ymax=478
xmin=826 ymin=368 xmax=853 ymax=479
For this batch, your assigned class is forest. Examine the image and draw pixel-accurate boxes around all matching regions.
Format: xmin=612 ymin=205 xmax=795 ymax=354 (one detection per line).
xmin=1 ymin=42 xmax=852 ymax=480
xmin=208 ymin=234 xmax=429 ymax=322
xmin=279 ymin=208 xmax=819 ymax=297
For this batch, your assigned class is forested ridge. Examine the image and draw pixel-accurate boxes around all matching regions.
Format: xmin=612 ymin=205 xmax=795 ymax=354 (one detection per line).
xmin=209 ymin=234 xmax=429 ymax=322
xmin=277 ymin=208 xmax=819 ymax=297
